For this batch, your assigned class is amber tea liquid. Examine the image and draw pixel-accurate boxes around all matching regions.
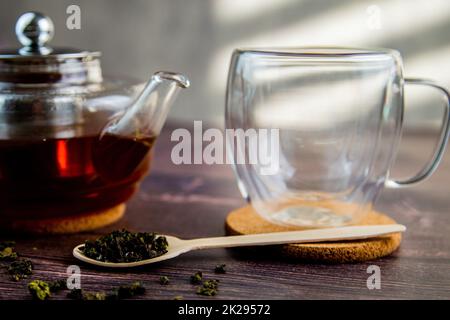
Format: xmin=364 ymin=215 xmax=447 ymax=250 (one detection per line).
xmin=0 ymin=134 xmax=155 ymax=219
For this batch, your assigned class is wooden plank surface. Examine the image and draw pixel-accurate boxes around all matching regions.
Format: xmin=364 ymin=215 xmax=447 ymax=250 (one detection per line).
xmin=0 ymin=122 xmax=449 ymax=300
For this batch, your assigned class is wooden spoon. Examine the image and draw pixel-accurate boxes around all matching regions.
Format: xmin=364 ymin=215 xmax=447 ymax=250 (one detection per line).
xmin=73 ymin=224 xmax=405 ymax=268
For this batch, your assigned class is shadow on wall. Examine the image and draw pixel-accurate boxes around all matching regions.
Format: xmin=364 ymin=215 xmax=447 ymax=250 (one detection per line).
xmin=0 ymin=0 xmax=449 ymax=127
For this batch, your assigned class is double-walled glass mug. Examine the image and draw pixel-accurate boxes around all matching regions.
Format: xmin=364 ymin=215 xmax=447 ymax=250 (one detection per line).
xmin=226 ymin=48 xmax=450 ymax=228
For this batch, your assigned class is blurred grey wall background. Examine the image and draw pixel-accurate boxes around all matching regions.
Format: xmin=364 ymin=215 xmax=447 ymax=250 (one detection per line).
xmin=0 ymin=0 xmax=449 ymax=127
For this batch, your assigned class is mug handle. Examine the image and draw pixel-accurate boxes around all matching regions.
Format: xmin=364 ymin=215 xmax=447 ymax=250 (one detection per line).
xmin=386 ymin=78 xmax=450 ymax=188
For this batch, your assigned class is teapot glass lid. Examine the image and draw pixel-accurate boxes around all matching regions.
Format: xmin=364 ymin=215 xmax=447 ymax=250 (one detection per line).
xmin=0 ymin=12 xmax=102 ymax=85
xmin=0 ymin=11 xmax=100 ymax=59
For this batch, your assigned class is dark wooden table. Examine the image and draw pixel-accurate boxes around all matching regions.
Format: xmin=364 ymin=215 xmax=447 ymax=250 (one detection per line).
xmin=1 ymin=122 xmax=449 ymax=300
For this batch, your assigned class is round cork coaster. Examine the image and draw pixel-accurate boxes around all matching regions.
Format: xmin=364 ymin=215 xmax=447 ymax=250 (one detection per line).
xmin=225 ymin=205 xmax=402 ymax=263
xmin=1 ymin=204 xmax=125 ymax=235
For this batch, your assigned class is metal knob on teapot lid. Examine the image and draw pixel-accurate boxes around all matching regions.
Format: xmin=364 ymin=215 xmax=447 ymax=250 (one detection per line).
xmin=5 ymin=11 xmax=101 ymax=59
xmin=16 ymin=11 xmax=55 ymax=55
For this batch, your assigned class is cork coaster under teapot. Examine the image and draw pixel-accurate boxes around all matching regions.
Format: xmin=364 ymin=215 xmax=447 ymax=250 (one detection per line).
xmin=225 ymin=205 xmax=402 ymax=263
xmin=0 ymin=204 xmax=125 ymax=235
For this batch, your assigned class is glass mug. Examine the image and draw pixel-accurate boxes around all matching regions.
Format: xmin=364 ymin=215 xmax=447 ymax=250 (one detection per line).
xmin=226 ymin=48 xmax=450 ymax=228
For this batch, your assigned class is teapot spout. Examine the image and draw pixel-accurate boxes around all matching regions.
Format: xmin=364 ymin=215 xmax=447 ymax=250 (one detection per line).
xmin=101 ymin=71 xmax=190 ymax=138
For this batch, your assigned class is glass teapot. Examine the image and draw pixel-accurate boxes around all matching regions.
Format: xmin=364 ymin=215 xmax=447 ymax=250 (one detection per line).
xmin=0 ymin=12 xmax=189 ymax=221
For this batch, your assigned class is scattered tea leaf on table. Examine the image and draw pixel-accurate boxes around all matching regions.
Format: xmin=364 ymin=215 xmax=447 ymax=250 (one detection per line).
xmin=214 ymin=264 xmax=226 ymax=274
xmin=28 ymin=280 xmax=51 ymax=300
xmin=197 ymin=279 xmax=219 ymax=296
xmin=48 ymin=279 xmax=67 ymax=292
xmin=159 ymin=276 xmax=170 ymax=285
xmin=190 ymin=271 xmax=203 ymax=284
xmin=0 ymin=241 xmax=18 ymax=261
xmin=8 ymin=259 xmax=33 ymax=281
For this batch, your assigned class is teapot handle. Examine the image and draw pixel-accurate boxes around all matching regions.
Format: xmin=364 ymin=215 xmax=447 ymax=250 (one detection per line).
xmin=386 ymin=78 xmax=450 ymax=188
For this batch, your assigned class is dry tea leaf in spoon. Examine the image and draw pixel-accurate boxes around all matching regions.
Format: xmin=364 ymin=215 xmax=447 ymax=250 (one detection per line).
xmin=81 ymin=229 xmax=168 ymax=263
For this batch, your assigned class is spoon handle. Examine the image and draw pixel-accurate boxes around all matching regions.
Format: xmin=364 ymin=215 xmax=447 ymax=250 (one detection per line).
xmin=184 ymin=224 xmax=406 ymax=250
